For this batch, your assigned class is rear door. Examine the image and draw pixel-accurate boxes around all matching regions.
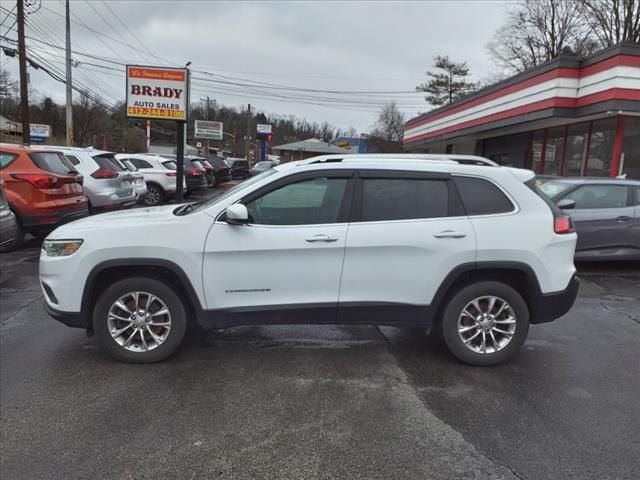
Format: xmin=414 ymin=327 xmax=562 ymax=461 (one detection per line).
xmin=338 ymin=170 xmax=475 ymax=324
xmin=559 ymin=184 xmax=633 ymax=253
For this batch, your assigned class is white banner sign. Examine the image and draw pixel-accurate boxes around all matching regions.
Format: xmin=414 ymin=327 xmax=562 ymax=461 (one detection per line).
xmin=195 ymin=120 xmax=224 ymax=140
xmin=126 ymin=65 xmax=188 ymax=121
xmin=257 ymin=124 xmax=272 ymax=134
xmin=30 ymin=124 xmax=50 ymax=138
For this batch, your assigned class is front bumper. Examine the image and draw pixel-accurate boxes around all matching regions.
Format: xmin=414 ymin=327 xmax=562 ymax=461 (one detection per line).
xmin=530 ymin=274 xmax=580 ymax=324
xmin=43 ymin=301 xmax=85 ymax=329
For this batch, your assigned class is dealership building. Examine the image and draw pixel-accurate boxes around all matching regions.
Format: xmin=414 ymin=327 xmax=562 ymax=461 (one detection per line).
xmin=403 ymin=43 xmax=640 ymax=179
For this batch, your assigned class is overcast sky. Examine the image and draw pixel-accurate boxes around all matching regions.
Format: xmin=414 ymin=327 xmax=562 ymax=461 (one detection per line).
xmin=1 ymin=0 xmax=511 ymax=132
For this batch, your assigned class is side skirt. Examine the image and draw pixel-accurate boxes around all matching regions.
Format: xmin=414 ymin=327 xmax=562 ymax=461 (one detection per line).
xmin=202 ymin=302 xmax=433 ymax=330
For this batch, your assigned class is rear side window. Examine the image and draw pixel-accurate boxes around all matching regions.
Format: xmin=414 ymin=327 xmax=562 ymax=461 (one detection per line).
xmin=29 ymin=152 xmax=74 ymax=175
xmin=162 ymin=161 xmax=177 ymax=170
xmin=93 ymin=154 xmax=124 ymax=171
xmin=65 ymin=155 xmax=81 ymax=166
xmin=360 ymin=178 xmax=448 ymax=221
xmin=454 ymin=176 xmax=514 ymax=216
xmin=0 ymin=153 xmax=18 ymax=169
xmin=129 ymin=159 xmax=153 ymax=169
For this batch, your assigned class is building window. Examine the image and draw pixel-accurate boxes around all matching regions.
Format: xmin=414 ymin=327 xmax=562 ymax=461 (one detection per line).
xmin=530 ymin=130 xmax=545 ymax=173
xmin=564 ymin=123 xmax=589 ymax=176
xmin=482 ymin=132 xmax=529 ymax=167
xmin=543 ymin=127 xmax=565 ymax=175
xmin=585 ymin=118 xmax=617 ymax=177
xmin=621 ymin=117 xmax=640 ymax=179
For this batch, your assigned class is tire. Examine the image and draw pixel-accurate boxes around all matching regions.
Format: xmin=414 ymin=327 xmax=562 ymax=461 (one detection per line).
xmin=144 ymin=183 xmax=165 ymax=206
xmin=440 ymin=281 xmax=529 ymax=366
xmin=93 ymin=277 xmax=187 ymax=363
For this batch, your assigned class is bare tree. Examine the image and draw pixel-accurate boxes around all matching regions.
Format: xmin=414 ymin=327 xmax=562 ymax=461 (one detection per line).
xmin=416 ymin=56 xmax=479 ymax=106
xmin=488 ymin=0 xmax=596 ymax=72
xmin=579 ymin=0 xmax=640 ymax=46
xmin=371 ymin=102 xmax=405 ymax=143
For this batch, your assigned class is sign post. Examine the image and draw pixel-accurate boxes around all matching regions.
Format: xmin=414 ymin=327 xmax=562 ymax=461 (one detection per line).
xmin=256 ymin=124 xmax=272 ymax=163
xmin=126 ymin=65 xmax=189 ymax=202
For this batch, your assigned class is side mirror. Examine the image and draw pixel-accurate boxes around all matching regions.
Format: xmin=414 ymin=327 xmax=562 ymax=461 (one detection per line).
xmin=557 ymin=198 xmax=576 ymax=210
xmin=225 ymin=203 xmax=249 ymax=225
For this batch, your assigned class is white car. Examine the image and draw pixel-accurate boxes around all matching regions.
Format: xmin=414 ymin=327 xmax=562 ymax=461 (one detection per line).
xmin=40 ymin=154 xmax=579 ymax=365
xmin=116 ymin=154 xmax=187 ymax=206
xmin=39 ymin=146 xmax=137 ymax=211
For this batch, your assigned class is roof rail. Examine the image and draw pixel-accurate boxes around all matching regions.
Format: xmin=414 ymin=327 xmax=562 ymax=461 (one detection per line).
xmin=298 ymin=154 xmax=498 ymax=167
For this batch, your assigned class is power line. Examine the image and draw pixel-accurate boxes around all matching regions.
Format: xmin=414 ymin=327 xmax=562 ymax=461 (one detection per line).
xmin=99 ymin=0 xmax=156 ymax=61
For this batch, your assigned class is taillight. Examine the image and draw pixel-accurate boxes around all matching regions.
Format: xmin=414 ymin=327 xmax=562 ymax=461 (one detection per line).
xmin=165 ymin=172 xmax=177 ymax=177
xmin=10 ymin=173 xmax=60 ymax=189
xmin=91 ymin=168 xmax=118 ymax=179
xmin=554 ymin=214 xmax=574 ymax=234
xmin=187 ymin=168 xmax=202 ymax=175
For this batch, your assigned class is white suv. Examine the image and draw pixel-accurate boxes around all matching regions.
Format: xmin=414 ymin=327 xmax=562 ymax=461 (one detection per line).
xmin=40 ymin=155 xmax=579 ymax=365
xmin=40 ymin=146 xmax=137 ymax=211
xmin=116 ymin=154 xmax=187 ymax=206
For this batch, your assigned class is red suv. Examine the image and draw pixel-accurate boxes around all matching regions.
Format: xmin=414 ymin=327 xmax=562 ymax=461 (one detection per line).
xmin=0 ymin=143 xmax=89 ymax=247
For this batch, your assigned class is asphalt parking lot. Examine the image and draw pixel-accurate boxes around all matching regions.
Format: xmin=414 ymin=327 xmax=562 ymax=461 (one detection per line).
xmin=1 ymin=218 xmax=639 ymax=479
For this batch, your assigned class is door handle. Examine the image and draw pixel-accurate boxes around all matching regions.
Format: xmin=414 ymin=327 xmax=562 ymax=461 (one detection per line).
xmin=616 ymin=216 xmax=632 ymax=222
xmin=305 ymin=234 xmax=338 ymax=243
xmin=434 ymin=230 xmax=467 ymax=239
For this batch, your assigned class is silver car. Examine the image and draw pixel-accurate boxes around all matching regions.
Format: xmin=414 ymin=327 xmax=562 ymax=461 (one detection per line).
xmin=541 ymin=178 xmax=640 ymax=261
xmin=114 ymin=157 xmax=148 ymax=203
xmin=39 ymin=146 xmax=137 ymax=212
xmin=0 ymin=179 xmax=18 ymax=252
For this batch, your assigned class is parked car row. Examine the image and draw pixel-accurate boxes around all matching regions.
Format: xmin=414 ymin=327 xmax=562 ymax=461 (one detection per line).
xmin=538 ymin=176 xmax=640 ymax=261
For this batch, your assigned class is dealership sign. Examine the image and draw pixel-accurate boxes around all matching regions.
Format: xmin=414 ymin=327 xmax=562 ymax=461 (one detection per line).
xmin=29 ymin=123 xmax=50 ymax=144
xmin=195 ymin=120 xmax=223 ymax=140
xmin=126 ymin=65 xmax=189 ymax=121
xmin=256 ymin=124 xmax=272 ymax=134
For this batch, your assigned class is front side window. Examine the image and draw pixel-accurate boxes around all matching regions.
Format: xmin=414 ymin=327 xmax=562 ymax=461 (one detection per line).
xmin=360 ymin=178 xmax=448 ymax=222
xmin=245 ymin=177 xmax=347 ymax=225
xmin=454 ymin=176 xmax=514 ymax=216
xmin=563 ymin=185 xmax=628 ymax=209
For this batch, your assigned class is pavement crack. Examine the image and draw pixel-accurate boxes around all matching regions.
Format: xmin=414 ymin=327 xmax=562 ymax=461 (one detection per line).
xmin=0 ymin=295 xmax=42 ymax=327
xmin=600 ymin=301 xmax=640 ymax=325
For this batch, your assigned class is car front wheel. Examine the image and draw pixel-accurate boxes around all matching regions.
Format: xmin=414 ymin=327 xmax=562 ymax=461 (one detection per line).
xmin=93 ymin=277 xmax=187 ymax=363
xmin=441 ymin=281 xmax=529 ymax=366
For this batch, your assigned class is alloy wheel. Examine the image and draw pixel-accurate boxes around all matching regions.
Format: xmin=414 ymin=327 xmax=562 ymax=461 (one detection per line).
xmin=144 ymin=187 xmax=161 ymax=205
xmin=107 ymin=291 xmax=172 ymax=352
xmin=457 ymin=295 xmax=516 ymax=354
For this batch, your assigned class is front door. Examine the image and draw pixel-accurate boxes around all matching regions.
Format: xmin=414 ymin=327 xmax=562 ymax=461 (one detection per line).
xmin=561 ymin=184 xmax=634 ymax=253
xmin=202 ymin=170 xmax=354 ymax=325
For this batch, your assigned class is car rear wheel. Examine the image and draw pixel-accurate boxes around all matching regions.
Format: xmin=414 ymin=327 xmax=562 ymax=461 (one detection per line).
xmin=441 ymin=281 xmax=529 ymax=366
xmin=144 ymin=183 xmax=164 ymax=206
xmin=93 ymin=277 xmax=187 ymax=363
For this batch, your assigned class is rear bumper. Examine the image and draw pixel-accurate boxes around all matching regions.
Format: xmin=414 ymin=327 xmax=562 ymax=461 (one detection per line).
xmin=530 ymin=274 xmax=580 ymax=324
xmin=21 ymin=205 xmax=90 ymax=231
xmin=43 ymin=301 xmax=85 ymax=329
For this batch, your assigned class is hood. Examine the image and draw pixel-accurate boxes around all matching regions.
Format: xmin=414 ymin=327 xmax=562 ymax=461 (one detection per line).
xmin=48 ymin=204 xmax=183 ymax=239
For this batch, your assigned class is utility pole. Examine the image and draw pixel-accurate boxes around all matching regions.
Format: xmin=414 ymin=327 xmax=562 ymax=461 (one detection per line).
xmin=205 ymin=96 xmax=210 ymax=154
xmin=65 ymin=0 xmax=73 ymax=146
xmin=17 ymin=0 xmax=30 ymax=145
xmin=245 ymin=103 xmax=251 ymax=163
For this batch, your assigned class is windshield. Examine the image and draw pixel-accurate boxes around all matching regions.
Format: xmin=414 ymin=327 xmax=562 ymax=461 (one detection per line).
xmin=540 ymin=181 xmax=574 ymax=198
xmin=186 ymin=168 xmax=277 ymax=214
xmin=93 ymin=153 xmax=125 ymax=171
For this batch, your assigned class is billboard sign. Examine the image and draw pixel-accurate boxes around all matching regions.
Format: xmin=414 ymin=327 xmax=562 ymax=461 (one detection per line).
xmin=256 ymin=124 xmax=272 ymax=134
xmin=126 ymin=65 xmax=188 ymax=121
xmin=30 ymin=123 xmax=50 ymax=144
xmin=194 ymin=120 xmax=223 ymax=140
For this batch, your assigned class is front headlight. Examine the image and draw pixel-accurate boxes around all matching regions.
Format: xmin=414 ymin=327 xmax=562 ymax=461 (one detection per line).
xmin=42 ymin=239 xmax=83 ymax=257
